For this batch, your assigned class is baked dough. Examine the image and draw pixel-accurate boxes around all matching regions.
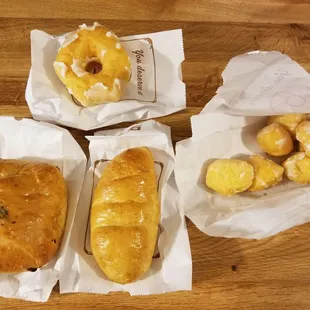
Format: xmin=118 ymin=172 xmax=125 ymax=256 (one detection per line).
xmin=257 ymin=123 xmax=293 ymax=156
xmin=268 ymin=114 xmax=308 ymax=137
xmin=91 ymin=147 xmax=160 ymax=284
xmin=0 ymin=160 xmax=67 ymax=272
xmin=299 ymin=142 xmax=305 ymax=152
xmin=206 ymin=159 xmax=254 ymax=196
xmin=54 ymin=22 xmax=131 ymax=107
xmin=283 ymin=152 xmax=310 ymax=184
xmin=247 ymin=155 xmax=284 ymax=192
xmin=296 ymin=120 xmax=310 ymax=157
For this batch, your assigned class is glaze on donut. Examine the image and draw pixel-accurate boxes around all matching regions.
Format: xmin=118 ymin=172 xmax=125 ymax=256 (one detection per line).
xmin=53 ymin=22 xmax=131 ymax=107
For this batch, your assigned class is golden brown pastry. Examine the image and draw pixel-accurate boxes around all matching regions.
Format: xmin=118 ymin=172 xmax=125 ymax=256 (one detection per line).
xmin=91 ymin=147 xmax=160 ymax=284
xmin=296 ymin=120 xmax=310 ymax=157
xmin=257 ymin=123 xmax=293 ymax=156
xmin=299 ymin=142 xmax=305 ymax=152
xmin=54 ymin=22 xmax=131 ymax=107
xmin=267 ymin=114 xmax=308 ymax=137
xmin=283 ymin=152 xmax=310 ymax=184
xmin=205 ymin=159 xmax=254 ymax=196
xmin=0 ymin=160 xmax=67 ymax=272
xmin=247 ymin=155 xmax=284 ymax=192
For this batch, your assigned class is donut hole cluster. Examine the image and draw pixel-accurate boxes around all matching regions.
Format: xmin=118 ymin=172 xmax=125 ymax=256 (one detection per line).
xmin=205 ymin=113 xmax=310 ymax=197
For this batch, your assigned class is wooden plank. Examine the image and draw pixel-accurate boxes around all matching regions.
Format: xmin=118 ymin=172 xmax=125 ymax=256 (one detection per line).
xmin=2 ymin=20 xmax=310 ymax=74
xmin=1 ymin=20 xmax=310 ymax=112
xmin=1 ymin=1 xmax=310 ymax=309
xmin=1 ymin=221 xmax=310 ymax=309
xmin=1 ymin=0 xmax=310 ymax=24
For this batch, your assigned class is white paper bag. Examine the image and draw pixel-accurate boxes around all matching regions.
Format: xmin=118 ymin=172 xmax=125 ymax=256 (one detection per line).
xmin=25 ymin=25 xmax=185 ymax=130
xmin=0 ymin=117 xmax=87 ymax=302
xmin=175 ymin=51 xmax=310 ymax=239
xmin=60 ymin=120 xmax=192 ymax=295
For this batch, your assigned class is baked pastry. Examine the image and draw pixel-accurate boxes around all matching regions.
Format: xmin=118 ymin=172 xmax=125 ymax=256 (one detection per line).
xmin=0 ymin=160 xmax=67 ymax=272
xmin=91 ymin=147 xmax=160 ymax=284
xmin=247 ymin=155 xmax=284 ymax=192
xmin=257 ymin=123 xmax=293 ymax=156
xmin=205 ymin=159 xmax=254 ymax=196
xmin=267 ymin=114 xmax=308 ymax=137
xmin=296 ymin=121 xmax=310 ymax=156
xmin=299 ymin=142 xmax=305 ymax=152
xmin=54 ymin=22 xmax=131 ymax=107
xmin=283 ymin=152 xmax=310 ymax=183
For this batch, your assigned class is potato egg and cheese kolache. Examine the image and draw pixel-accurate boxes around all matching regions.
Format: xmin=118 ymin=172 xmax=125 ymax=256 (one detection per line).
xmin=0 ymin=160 xmax=67 ymax=273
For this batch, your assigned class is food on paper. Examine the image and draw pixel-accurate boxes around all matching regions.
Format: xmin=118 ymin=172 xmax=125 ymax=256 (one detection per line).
xmin=90 ymin=147 xmax=160 ymax=284
xmin=0 ymin=159 xmax=67 ymax=272
xmin=53 ymin=22 xmax=131 ymax=107
xmin=257 ymin=123 xmax=293 ymax=156
xmin=267 ymin=114 xmax=308 ymax=137
xmin=283 ymin=152 xmax=310 ymax=184
xmin=296 ymin=121 xmax=310 ymax=157
xmin=205 ymin=159 xmax=254 ymax=196
xmin=247 ymin=155 xmax=284 ymax=192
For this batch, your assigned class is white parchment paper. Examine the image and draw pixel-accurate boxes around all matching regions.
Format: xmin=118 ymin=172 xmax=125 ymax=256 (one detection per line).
xmin=175 ymin=51 xmax=310 ymax=239
xmin=26 ymin=26 xmax=185 ymax=130
xmin=0 ymin=117 xmax=87 ymax=301
xmin=60 ymin=120 xmax=192 ymax=295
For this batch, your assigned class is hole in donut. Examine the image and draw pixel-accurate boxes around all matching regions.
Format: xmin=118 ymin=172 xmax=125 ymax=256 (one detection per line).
xmin=85 ymin=61 xmax=102 ymax=74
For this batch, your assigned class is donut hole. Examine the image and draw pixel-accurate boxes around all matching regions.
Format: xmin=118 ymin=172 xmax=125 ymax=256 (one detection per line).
xmin=85 ymin=60 xmax=102 ymax=74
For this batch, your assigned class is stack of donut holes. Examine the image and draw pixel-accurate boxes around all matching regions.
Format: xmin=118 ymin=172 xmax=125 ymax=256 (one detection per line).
xmin=206 ymin=114 xmax=310 ymax=196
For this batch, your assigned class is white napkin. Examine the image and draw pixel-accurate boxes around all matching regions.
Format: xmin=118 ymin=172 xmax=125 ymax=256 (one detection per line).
xmin=175 ymin=51 xmax=310 ymax=239
xmin=60 ymin=120 xmax=192 ymax=295
xmin=0 ymin=117 xmax=87 ymax=301
xmin=26 ymin=26 xmax=185 ymax=130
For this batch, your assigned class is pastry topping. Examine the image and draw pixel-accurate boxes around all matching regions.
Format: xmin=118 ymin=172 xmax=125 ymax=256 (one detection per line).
xmin=114 ymin=78 xmax=120 ymax=87
xmin=84 ymin=82 xmax=109 ymax=99
xmin=71 ymin=58 xmax=89 ymax=77
xmin=100 ymin=49 xmax=106 ymax=58
xmin=79 ymin=22 xmax=101 ymax=31
xmin=61 ymin=32 xmax=79 ymax=48
xmin=53 ymin=61 xmax=67 ymax=78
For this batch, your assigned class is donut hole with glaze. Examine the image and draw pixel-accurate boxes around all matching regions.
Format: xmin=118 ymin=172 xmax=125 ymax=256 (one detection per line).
xmin=85 ymin=60 xmax=103 ymax=74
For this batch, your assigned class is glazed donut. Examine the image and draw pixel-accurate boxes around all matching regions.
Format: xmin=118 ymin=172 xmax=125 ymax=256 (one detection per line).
xmin=53 ymin=22 xmax=131 ymax=107
xmin=267 ymin=114 xmax=308 ymax=138
xmin=206 ymin=159 xmax=254 ymax=196
xmin=257 ymin=123 xmax=293 ymax=156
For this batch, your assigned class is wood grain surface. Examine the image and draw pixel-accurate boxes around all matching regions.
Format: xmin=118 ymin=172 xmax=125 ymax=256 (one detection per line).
xmin=1 ymin=1 xmax=310 ymax=309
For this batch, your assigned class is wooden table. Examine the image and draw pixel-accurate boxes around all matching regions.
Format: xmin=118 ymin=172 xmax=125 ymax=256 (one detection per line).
xmin=1 ymin=1 xmax=310 ymax=309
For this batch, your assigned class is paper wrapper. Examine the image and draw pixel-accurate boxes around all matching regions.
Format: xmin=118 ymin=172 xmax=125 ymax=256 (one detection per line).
xmin=25 ymin=26 xmax=185 ymax=130
xmin=0 ymin=117 xmax=86 ymax=302
xmin=60 ymin=120 xmax=192 ymax=295
xmin=175 ymin=51 xmax=310 ymax=239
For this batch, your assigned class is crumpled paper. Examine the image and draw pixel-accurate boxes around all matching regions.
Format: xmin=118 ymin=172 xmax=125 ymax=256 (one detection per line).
xmin=0 ymin=117 xmax=87 ymax=301
xmin=175 ymin=51 xmax=310 ymax=239
xmin=26 ymin=25 xmax=185 ymax=130
xmin=60 ymin=120 xmax=192 ymax=295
